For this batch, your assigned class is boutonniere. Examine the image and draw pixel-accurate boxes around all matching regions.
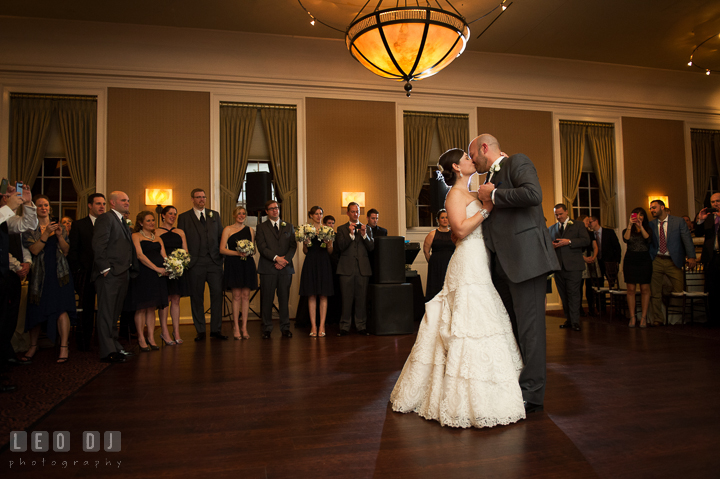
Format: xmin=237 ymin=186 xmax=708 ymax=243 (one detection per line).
xmin=490 ymin=162 xmax=502 ymax=174
xmin=567 ymin=220 xmax=573 ymax=225
xmin=208 ymin=211 xmax=214 ymax=218
xmin=125 ymin=219 xmax=132 ymax=227
xmin=281 ymin=221 xmax=287 ymax=227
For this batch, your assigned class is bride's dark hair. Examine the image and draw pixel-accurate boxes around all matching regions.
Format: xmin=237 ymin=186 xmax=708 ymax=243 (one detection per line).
xmin=437 ymin=148 xmax=465 ymax=186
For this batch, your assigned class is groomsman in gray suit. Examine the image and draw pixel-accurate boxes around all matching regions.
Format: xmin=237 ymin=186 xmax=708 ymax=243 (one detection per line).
xmin=472 ymin=134 xmax=560 ymax=413
xmin=92 ymin=191 xmax=134 ymax=363
xmin=336 ymin=202 xmax=374 ymax=336
xmin=548 ymin=204 xmax=591 ymax=331
xmin=255 ymin=200 xmax=297 ymax=339
xmin=177 ymin=188 xmax=227 ymax=341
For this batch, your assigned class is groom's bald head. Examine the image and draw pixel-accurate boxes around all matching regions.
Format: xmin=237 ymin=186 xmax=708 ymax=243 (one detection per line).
xmin=468 ymin=134 xmax=501 ymax=174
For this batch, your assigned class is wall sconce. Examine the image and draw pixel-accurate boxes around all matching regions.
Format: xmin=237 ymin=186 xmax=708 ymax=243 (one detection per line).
xmin=648 ymin=195 xmax=669 ymax=208
xmin=146 ymin=188 xmax=173 ymax=206
xmin=342 ymin=192 xmax=365 ymax=208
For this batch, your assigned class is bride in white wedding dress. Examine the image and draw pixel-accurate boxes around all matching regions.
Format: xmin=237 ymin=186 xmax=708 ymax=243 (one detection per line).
xmin=390 ymin=148 xmax=526 ymax=428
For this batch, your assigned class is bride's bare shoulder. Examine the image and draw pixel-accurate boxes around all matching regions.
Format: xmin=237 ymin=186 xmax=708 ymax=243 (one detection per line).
xmin=446 ymin=187 xmax=476 ymax=208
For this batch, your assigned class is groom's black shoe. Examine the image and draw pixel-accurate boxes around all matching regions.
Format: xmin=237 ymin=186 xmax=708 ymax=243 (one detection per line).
xmin=559 ymin=322 xmax=571 ymax=329
xmin=210 ymin=332 xmax=229 ymax=340
xmin=524 ymin=401 xmax=544 ymax=413
xmin=194 ymin=333 xmax=206 ymax=342
xmin=572 ymin=324 xmax=581 ymax=332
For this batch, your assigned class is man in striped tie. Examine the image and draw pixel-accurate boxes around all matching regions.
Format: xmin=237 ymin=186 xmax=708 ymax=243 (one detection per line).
xmin=648 ymin=199 xmax=696 ymax=326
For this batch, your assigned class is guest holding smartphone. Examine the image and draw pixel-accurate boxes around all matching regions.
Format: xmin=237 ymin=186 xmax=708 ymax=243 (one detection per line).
xmin=622 ymin=208 xmax=653 ymax=328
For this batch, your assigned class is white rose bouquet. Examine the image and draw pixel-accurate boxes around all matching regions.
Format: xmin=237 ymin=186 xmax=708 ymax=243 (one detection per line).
xmin=295 ymin=224 xmax=317 ymax=244
xmin=236 ymin=239 xmax=255 ymax=260
xmin=316 ymin=225 xmax=335 ymax=248
xmin=163 ymin=249 xmax=191 ymax=279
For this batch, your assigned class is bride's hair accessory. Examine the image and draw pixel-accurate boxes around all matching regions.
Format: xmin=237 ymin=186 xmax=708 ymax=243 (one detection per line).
xmin=437 ymin=164 xmax=444 ymax=173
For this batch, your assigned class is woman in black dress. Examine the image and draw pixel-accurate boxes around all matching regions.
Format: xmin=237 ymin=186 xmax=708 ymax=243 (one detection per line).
xmin=220 ymin=206 xmax=257 ymax=340
xmin=126 ymin=211 xmax=169 ymax=350
xmin=299 ymin=206 xmax=334 ymax=337
xmin=157 ymin=205 xmax=189 ymax=345
xmin=423 ymin=209 xmax=455 ymax=302
xmin=22 ymin=195 xmax=76 ymax=364
xmin=622 ymin=207 xmax=653 ymax=328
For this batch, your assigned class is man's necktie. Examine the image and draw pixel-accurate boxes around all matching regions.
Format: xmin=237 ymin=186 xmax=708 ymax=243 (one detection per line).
xmin=658 ymin=220 xmax=667 ymax=254
xmin=559 ymin=223 xmax=564 ymax=236
xmin=275 ymin=222 xmax=279 ymax=232
xmin=200 ymin=212 xmax=206 ymax=226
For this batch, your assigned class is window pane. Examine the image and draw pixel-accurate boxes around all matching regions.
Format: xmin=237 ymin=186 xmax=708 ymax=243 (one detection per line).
xmin=579 ymin=188 xmax=590 ymax=206
xmin=31 ymin=180 xmax=42 ymax=198
xmin=44 ymin=158 xmax=62 ymax=177
xmin=589 ymin=173 xmax=599 ymax=188
xmin=50 ymin=203 xmax=60 ymax=220
xmin=44 ymin=178 xmax=60 ymax=200
xmin=590 ymin=189 xmax=600 ymax=207
xmin=62 ymin=178 xmax=77 ymax=202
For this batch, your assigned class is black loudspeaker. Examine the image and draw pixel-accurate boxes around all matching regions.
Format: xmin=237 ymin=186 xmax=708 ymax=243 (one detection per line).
xmin=372 ymin=236 xmax=405 ymax=284
xmin=429 ymin=175 xmax=449 ymax=220
xmin=246 ymin=171 xmax=271 ymax=214
xmin=367 ymin=283 xmax=415 ymax=335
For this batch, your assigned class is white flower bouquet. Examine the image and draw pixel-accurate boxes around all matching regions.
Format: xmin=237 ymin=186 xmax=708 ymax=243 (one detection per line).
xmin=163 ymin=249 xmax=191 ymax=279
xmin=295 ymin=224 xmax=317 ymax=244
xmin=316 ymin=225 xmax=335 ymax=248
xmin=236 ymin=239 xmax=255 ymax=260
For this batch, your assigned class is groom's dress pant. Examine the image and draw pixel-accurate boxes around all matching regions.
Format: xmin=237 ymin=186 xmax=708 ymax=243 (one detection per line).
xmin=492 ymin=258 xmax=547 ymax=407
xmin=555 ymin=268 xmax=583 ymax=327
xmin=95 ymin=270 xmax=129 ymax=358
xmin=187 ymin=256 xmax=224 ymax=334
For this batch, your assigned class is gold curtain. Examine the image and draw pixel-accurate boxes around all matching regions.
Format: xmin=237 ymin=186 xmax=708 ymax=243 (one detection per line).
xmin=56 ymin=99 xmax=97 ymax=219
xmin=691 ymin=130 xmax=714 ymax=213
xmin=437 ymin=116 xmax=469 ymax=152
xmin=260 ymin=108 xmax=297 ymax=224
xmin=559 ymin=122 xmax=586 ymax=219
xmin=586 ymin=125 xmax=618 ymax=228
xmin=10 ymin=97 xmax=54 ymax=189
xmin=404 ymin=115 xmax=436 ymax=227
xmin=220 ymin=106 xmax=257 ymax=227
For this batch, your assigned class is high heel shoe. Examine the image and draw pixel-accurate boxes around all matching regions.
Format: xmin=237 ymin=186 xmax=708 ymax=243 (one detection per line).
xmin=639 ymin=317 xmax=648 ymax=328
xmin=138 ymin=337 xmax=151 ymax=352
xmin=242 ymin=332 xmax=250 ymax=340
xmin=21 ymin=344 xmax=38 ymax=363
xmin=146 ymin=335 xmax=160 ymax=350
xmin=173 ymin=333 xmax=183 ymax=344
xmin=318 ymin=331 xmax=326 ymax=337
xmin=309 ymin=331 xmax=318 ymax=337
xmin=160 ymin=334 xmax=176 ymax=346
xmin=628 ymin=319 xmax=636 ymax=328
xmin=57 ymin=345 xmax=69 ymax=364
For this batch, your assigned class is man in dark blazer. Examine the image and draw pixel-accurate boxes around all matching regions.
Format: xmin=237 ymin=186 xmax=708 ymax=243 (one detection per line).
xmin=648 ymin=199 xmax=696 ymax=326
xmin=588 ymin=215 xmax=621 ymax=313
xmin=255 ymin=200 xmax=296 ymax=339
xmin=366 ymin=209 xmax=387 ymax=238
xmin=694 ymin=193 xmax=720 ymax=326
xmin=472 ymin=134 xmax=560 ymax=413
xmin=177 ymin=188 xmax=226 ymax=341
xmin=549 ymin=204 xmax=591 ymax=331
xmin=68 ymin=193 xmax=106 ymax=351
xmin=336 ymin=202 xmax=374 ymax=336
xmin=92 ymin=191 xmax=134 ymax=363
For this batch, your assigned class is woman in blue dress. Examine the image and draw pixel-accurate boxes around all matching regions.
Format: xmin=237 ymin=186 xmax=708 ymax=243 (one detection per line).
xmin=220 ymin=206 xmax=257 ymax=340
xmin=298 ymin=206 xmax=334 ymax=337
xmin=157 ymin=205 xmax=189 ymax=344
xmin=22 ymin=195 xmax=76 ymax=364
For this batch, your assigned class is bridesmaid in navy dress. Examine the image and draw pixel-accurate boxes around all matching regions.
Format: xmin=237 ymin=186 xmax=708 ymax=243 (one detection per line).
xmin=423 ymin=209 xmax=455 ymax=302
xmin=220 ymin=206 xmax=257 ymax=340
xmin=157 ymin=205 xmax=189 ymax=345
xmin=22 ymin=195 xmax=76 ymax=364
xmin=299 ymin=206 xmax=334 ymax=337
xmin=126 ymin=211 xmax=169 ymax=351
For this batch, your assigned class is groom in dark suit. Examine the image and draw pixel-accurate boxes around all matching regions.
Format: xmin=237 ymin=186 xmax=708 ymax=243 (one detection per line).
xmin=92 ymin=191 xmax=134 ymax=363
xmin=177 ymin=188 xmax=226 ymax=341
xmin=471 ymin=134 xmax=560 ymax=413
xmin=69 ymin=193 xmax=106 ymax=351
xmin=255 ymin=200 xmax=297 ymax=338
xmin=549 ymin=204 xmax=590 ymax=331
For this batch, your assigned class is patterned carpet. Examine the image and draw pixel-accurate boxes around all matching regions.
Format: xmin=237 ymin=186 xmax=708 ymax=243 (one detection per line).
xmin=0 ymin=346 xmax=110 ymax=451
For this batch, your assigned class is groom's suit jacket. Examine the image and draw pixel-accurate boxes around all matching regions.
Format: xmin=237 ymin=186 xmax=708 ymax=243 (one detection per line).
xmin=255 ymin=219 xmax=297 ymax=275
xmin=483 ymin=154 xmax=560 ymax=283
xmin=91 ymin=210 xmax=135 ymax=281
xmin=177 ymin=208 xmax=223 ymax=269
xmin=548 ymin=221 xmax=590 ymax=271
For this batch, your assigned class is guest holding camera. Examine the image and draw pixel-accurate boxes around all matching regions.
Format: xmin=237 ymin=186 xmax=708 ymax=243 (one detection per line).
xmin=22 ymin=195 xmax=76 ymax=363
xmin=695 ymin=193 xmax=720 ymax=326
xmin=622 ymin=208 xmax=652 ymax=328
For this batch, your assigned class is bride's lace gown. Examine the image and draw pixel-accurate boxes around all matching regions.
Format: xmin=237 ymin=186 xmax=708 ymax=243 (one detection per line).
xmin=390 ymin=200 xmax=526 ymax=428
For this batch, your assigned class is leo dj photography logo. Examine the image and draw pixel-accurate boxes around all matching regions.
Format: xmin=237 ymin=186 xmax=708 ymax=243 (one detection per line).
xmin=8 ymin=431 xmax=122 ymax=470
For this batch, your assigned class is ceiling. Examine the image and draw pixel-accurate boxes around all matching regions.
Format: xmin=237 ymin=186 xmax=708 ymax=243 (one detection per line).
xmin=2 ymin=0 xmax=720 ymax=73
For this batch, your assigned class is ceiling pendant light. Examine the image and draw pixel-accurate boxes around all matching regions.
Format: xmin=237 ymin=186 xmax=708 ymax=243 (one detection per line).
xmin=298 ymin=1 xmax=512 ymax=96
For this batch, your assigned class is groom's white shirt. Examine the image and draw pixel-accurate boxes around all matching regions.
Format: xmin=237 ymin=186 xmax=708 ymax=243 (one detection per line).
xmin=487 ymin=155 xmax=506 ymax=204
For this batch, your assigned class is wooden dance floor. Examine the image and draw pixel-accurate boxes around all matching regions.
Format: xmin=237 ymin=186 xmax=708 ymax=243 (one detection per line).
xmin=2 ymin=315 xmax=718 ymax=478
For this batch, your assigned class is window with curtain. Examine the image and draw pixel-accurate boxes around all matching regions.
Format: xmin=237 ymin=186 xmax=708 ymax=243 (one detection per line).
xmin=690 ymin=128 xmax=720 ymax=212
xmin=404 ymin=111 xmax=468 ymax=227
xmin=559 ymin=120 xmax=617 ymax=228
xmin=236 ymin=160 xmax=276 ymax=206
xmin=31 ymin=158 xmax=78 ymax=220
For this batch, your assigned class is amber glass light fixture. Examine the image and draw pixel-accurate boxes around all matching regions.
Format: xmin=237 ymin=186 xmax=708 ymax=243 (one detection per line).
xmin=648 ymin=195 xmax=669 ymax=208
xmin=346 ymin=6 xmax=469 ymax=96
xmin=145 ymin=188 xmax=173 ymax=206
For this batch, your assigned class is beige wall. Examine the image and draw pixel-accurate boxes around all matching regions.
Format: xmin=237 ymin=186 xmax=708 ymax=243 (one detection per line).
xmin=621 ymin=117 xmax=687 ymax=216
xmin=107 ymin=88 xmax=211 ymax=215
xmin=305 ymin=98 xmax=398 ymax=234
xmin=476 ymin=108 xmax=556 ymax=225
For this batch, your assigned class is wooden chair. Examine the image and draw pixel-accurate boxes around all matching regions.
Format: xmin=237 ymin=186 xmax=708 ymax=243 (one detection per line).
xmin=665 ymin=263 xmax=708 ymax=325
